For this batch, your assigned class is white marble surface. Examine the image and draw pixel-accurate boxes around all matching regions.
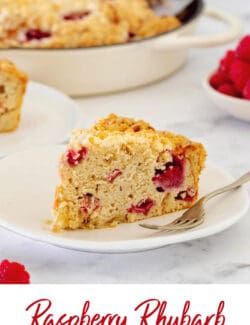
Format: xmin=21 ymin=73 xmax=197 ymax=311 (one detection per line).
xmin=0 ymin=0 xmax=250 ymax=283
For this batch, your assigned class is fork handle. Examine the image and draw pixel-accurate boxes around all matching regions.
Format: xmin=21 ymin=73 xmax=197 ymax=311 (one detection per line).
xmin=204 ymin=171 xmax=250 ymax=202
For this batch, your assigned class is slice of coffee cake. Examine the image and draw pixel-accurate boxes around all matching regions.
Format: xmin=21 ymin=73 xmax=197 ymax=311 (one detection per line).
xmin=0 ymin=59 xmax=28 ymax=132
xmin=53 ymin=114 xmax=206 ymax=230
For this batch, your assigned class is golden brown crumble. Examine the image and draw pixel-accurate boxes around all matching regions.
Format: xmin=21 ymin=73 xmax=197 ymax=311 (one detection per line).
xmin=0 ymin=0 xmax=181 ymax=48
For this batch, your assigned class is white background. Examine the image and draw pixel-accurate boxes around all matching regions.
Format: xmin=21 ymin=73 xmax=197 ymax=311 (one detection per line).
xmin=0 ymin=285 xmax=249 ymax=324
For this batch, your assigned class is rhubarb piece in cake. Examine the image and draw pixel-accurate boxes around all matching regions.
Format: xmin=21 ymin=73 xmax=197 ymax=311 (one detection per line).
xmin=0 ymin=59 xmax=28 ymax=132
xmin=53 ymin=114 xmax=206 ymax=230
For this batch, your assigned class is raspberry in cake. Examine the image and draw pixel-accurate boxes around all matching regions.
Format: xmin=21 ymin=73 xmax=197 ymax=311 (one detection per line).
xmin=0 ymin=58 xmax=28 ymax=133
xmin=53 ymin=114 xmax=206 ymax=230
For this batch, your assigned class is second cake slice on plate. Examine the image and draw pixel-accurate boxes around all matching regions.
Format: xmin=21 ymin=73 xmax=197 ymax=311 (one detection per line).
xmin=53 ymin=114 xmax=206 ymax=230
xmin=0 ymin=58 xmax=28 ymax=133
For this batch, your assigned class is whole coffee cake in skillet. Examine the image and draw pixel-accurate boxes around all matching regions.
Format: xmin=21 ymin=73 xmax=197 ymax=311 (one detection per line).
xmin=0 ymin=0 xmax=180 ymax=48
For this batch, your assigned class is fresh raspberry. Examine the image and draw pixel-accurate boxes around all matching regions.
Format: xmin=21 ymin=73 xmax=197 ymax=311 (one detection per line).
xmin=229 ymin=59 xmax=250 ymax=92
xmin=219 ymin=50 xmax=235 ymax=73
xmin=152 ymin=154 xmax=185 ymax=191
xmin=107 ymin=169 xmax=122 ymax=183
xmin=65 ymin=147 xmax=88 ymax=166
xmin=236 ymin=35 xmax=250 ymax=62
xmin=209 ymin=70 xmax=230 ymax=89
xmin=63 ymin=11 xmax=90 ymax=21
xmin=217 ymin=83 xmax=239 ymax=97
xmin=25 ymin=29 xmax=51 ymax=41
xmin=127 ymin=198 xmax=155 ymax=215
xmin=0 ymin=260 xmax=30 ymax=284
xmin=243 ymin=79 xmax=250 ymax=100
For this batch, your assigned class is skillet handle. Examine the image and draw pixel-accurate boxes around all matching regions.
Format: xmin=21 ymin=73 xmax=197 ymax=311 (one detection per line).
xmin=153 ymin=6 xmax=242 ymax=50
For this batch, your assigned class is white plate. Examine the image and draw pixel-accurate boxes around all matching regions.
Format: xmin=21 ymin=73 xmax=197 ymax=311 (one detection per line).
xmin=0 ymin=82 xmax=80 ymax=157
xmin=0 ymin=146 xmax=249 ymax=253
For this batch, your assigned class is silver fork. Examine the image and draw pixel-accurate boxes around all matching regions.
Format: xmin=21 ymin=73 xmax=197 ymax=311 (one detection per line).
xmin=140 ymin=172 xmax=250 ymax=232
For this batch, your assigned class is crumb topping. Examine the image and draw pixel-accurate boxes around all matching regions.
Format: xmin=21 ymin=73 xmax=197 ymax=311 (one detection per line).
xmin=67 ymin=114 xmax=195 ymax=153
xmin=0 ymin=0 xmax=181 ymax=48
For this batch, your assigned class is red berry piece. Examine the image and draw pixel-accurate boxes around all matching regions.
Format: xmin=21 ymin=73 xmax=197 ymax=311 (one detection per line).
xmin=243 ymin=79 xmax=250 ymax=100
xmin=127 ymin=198 xmax=155 ymax=215
xmin=219 ymin=50 xmax=235 ymax=73
xmin=0 ymin=260 xmax=30 ymax=284
xmin=63 ymin=11 xmax=90 ymax=21
xmin=236 ymin=35 xmax=250 ymax=62
xmin=229 ymin=59 xmax=250 ymax=92
xmin=152 ymin=153 xmax=185 ymax=191
xmin=78 ymin=194 xmax=100 ymax=216
xmin=25 ymin=29 xmax=51 ymax=41
xmin=209 ymin=70 xmax=230 ymax=89
xmin=175 ymin=187 xmax=196 ymax=202
xmin=217 ymin=83 xmax=239 ymax=97
xmin=107 ymin=169 xmax=122 ymax=183
xmin=65 ymin=147 xmax=88 ymax=166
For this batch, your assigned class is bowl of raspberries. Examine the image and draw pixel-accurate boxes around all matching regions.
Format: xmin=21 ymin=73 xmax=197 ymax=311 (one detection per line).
xmin=204 ymin=35 xmax=250 ymax=122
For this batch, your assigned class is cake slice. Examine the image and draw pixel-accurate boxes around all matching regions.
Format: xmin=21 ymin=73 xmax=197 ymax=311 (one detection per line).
xmin=53 ymin=114 xmax=206 ymax=230
xmin=0 ymin=58 xmax=28 ymax=132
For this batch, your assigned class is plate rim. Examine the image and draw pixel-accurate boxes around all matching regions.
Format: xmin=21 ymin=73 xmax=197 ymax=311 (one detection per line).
xmin=0 ymin=146 xmax=249 ymax=253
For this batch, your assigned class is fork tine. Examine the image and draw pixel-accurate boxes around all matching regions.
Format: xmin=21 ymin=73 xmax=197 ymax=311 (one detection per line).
xmin=175 ymin=218 xmax=190 ymax=225
xmin=140 ymin=219 xmax=194 ymax=231
xmin=140 ymin=211 xmax=204 ymax=231
xmin=140 ymin=222 xmax=188 ymax=231
xmin=140 ymin=215 xmax=186 ymax=230
xmin=139 ymin=223 xmax=165 ymax=230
